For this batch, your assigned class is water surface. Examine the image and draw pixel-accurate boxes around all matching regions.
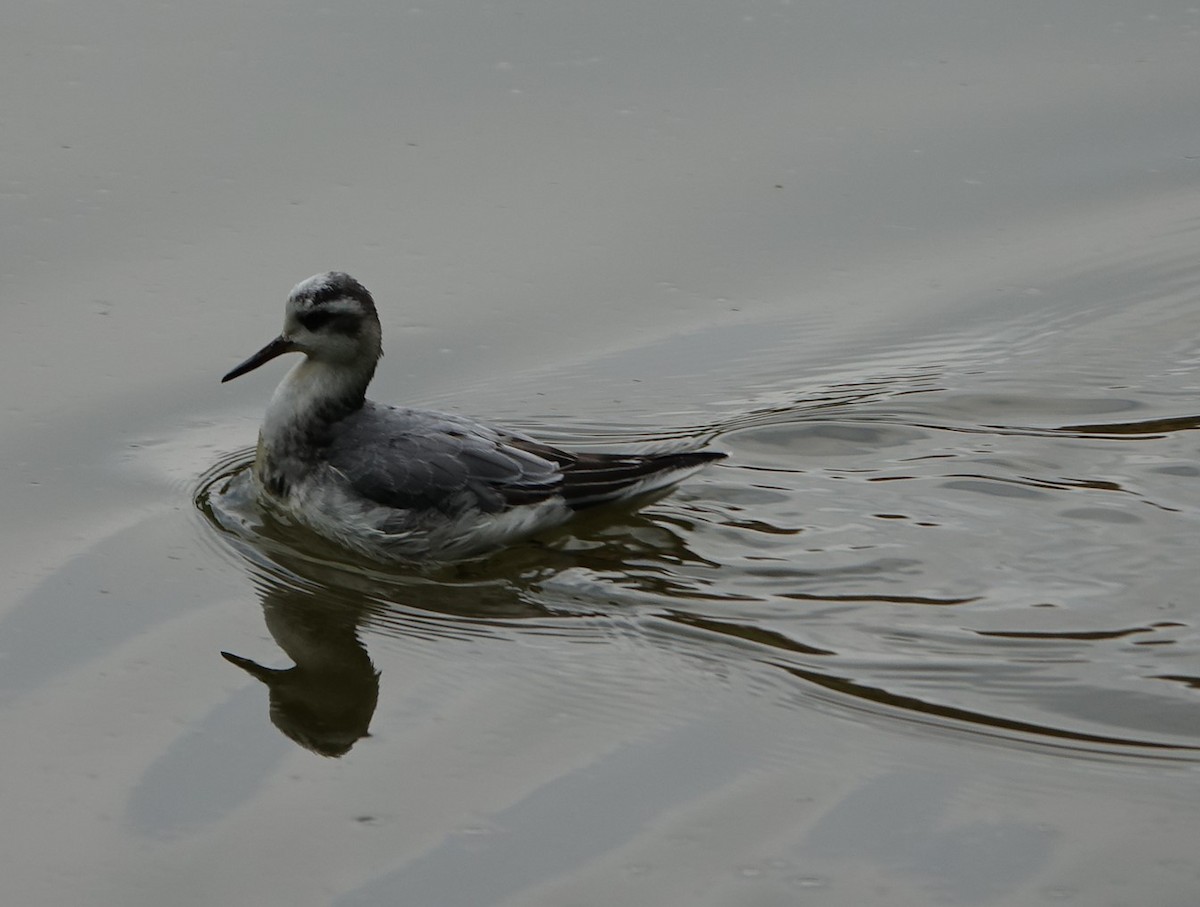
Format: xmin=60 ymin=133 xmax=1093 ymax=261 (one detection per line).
xmin=3 ymin=2 xmax=1200 ymax=905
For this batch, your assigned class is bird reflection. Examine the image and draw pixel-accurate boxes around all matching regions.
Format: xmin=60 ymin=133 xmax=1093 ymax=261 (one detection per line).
xmin=206 ymin=452 xmax=720 ymax=757
xmin=221 ymin=578 xmax=380 ymax=758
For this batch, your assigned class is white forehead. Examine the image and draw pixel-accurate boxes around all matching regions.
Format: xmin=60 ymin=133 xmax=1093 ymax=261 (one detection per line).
xmin=286 ymin=272 xmax=366 ymax=316
xmin=290 ymin=273 xmax=333 ymax=298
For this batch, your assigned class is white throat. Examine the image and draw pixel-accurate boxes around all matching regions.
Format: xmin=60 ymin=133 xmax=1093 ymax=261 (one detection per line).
xmin=261 ymin=357 xmax=371 ymax=446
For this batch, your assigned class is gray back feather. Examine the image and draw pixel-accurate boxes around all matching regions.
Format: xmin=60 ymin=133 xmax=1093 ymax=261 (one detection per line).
xmin=325 ymin=403 xmax=563 ymax=514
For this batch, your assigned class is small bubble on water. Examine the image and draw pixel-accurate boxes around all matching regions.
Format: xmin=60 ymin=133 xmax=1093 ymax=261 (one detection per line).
xmin=787 ymin=875 xmax=830 ymax=889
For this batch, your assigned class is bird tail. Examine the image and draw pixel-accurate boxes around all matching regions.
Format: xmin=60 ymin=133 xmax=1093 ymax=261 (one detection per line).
xmin=561 ymin=449 xmax=726 ymax=510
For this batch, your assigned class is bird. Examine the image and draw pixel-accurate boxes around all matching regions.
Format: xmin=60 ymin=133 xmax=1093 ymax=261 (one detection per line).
xmin=221 ymin=272 xmax=725 ymax=562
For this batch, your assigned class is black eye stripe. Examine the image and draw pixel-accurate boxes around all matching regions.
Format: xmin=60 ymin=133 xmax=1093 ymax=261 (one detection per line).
xmin=298 ymin=310 xmax=335 ymax=330
xmin=298 ymin=310 xmax=360 ymax=334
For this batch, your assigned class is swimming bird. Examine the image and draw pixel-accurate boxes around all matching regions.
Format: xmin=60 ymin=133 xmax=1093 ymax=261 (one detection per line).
xmin=222 ymin=272 xmax=725 ymax=562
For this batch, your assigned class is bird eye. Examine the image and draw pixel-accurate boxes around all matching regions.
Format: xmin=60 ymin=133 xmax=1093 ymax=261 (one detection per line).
xmin=298 ymin=309 xmax=359 ymax=334
xmin=299 ymin=310 xmax=337 ymax=331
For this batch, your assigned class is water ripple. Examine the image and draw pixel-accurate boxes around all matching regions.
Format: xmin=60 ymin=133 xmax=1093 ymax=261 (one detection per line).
xmin=195 ymin=327 xmax=1200 ymax=761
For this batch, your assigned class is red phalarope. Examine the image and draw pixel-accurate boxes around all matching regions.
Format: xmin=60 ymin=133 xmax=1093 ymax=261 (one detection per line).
xmin=222 ymin=272 xmax=725 ymax=562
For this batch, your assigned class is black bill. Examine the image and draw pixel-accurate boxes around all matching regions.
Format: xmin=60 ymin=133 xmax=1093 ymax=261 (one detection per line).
xmin=221 ymin=336 xmax=297 ymax=383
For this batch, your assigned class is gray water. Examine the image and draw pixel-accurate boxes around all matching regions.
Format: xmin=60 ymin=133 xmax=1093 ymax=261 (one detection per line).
xmin=3 ymin=2 xmax=1200 ymax=905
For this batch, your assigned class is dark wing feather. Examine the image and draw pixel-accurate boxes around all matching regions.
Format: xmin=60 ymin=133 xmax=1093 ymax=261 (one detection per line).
xmin=325 ymin=404 xmax=564 ymax=514
xmin=507 ymin=439 xmax=726 ymax=510
xmin=324 ymin=402 xmax=724 ymax=516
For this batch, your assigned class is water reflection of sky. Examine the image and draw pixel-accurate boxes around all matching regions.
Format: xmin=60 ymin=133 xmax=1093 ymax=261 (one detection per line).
xmin=3 ymin=1 xmax=1200 ymax=905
